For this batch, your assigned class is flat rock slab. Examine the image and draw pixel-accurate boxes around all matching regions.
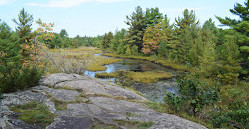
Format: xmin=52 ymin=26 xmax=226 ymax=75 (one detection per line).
xmin=89 ymin=96 xmax=152 ymax=114
xmin=39 ymin=73 xmax=87 ymax=87
xmin=46 ymin=116 xmax=92 ymax=129
xmin=1 ymin=73 xmax=208 ymax=129
xmin=41 ymin=86 xmax=80 ymax=102
xmin=1 ymin=87 xmax=48 ymax=106
xmin=41 ymin=73 xmax=146 ymax=101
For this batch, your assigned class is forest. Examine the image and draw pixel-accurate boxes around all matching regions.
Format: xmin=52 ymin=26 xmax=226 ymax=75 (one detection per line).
xmin=0 ymin=0 xmax=248 ymax=129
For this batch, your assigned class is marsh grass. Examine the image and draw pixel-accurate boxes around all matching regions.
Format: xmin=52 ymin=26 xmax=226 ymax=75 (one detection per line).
xmin=95 ymin=71 xmax=173 ymax=83
xmin=95 ymin=72 xmax=117 ymax=78
xmin=10 ymin=101 xmax=55 ymax=128
xmin=127 ymin=71 xmax=173 ymax=83
xmin=88 ymin=56 xmax=122 ymax=71
xmin=102 ymin=52 xmax=187 ymax=71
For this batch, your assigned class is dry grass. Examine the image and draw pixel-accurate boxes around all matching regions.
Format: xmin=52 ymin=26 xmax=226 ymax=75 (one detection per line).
xmin=39 ymin=47 xmax=122 ymax=74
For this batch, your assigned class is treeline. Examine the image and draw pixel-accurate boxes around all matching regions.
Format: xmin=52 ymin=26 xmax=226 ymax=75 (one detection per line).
xmin=92 ymin=5 xmax=249 ymax=84
xmin=45 ymin=29 xmax=102 ymax=48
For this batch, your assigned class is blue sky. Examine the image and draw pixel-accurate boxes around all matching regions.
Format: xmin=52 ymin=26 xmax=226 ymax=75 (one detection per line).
xmin=0 ymin=0 xmax=245 ymax=37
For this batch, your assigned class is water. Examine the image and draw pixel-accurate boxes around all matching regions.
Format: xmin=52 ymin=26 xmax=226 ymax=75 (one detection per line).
xmin=84 ymin=53 xmax=179 ymax=102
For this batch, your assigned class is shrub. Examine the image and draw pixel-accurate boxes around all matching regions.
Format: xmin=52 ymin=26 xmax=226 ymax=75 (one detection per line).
xmin=164 ymin=74 xmax=220 ymax=115
xmin=0 ymin=64 xmax=44 ymax=93
xmin=210 ymin=89 xmax=249 ymax=128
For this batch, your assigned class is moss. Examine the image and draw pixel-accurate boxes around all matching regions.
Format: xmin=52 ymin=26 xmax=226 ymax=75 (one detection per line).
xmin=10 ymin=101 xmax=55 ymax=128
xmin=145 ymin=101 xmax=168 ymax=113
xmin=51 ymin=97 xmax=68 ymax=111
xmin=114 ymin=120 xmax=154 ymax=129
xmin=126 ymin=112 xmax=141 ymax=117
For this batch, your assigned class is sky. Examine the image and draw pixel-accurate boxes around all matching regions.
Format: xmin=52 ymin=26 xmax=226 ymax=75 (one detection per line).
xmin=0 ymin=0 xmax=246 ymax=37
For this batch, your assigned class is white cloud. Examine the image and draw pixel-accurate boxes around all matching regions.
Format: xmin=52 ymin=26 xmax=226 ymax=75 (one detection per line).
xmin=0 ymin=0 xmax=15 ymax=6
xmin=26 ymin=0 xmax=132 ymax=8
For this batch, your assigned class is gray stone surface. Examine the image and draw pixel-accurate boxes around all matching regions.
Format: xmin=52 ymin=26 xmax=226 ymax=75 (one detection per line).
xmin=41 ymin=86 xmax=80 ymax=102
xmin=46 ymin=116 xmax=92 ymax=129
xmin=0 ymin=73 xmax=208 ymax=129
xmin=39 ymin=73 xmax=87 ymax=87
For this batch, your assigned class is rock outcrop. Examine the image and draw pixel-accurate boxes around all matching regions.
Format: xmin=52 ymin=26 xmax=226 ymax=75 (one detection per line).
xmin=0 ymin=73 xmax=207 ymax=129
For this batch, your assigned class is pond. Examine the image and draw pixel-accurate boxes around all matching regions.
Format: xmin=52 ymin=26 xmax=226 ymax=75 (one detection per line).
xmin=84 ymin=54 xmax=179 ymax=102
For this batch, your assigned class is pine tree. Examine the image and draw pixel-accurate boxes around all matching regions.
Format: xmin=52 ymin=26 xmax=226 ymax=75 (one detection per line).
xmin=217 ymin=35 xmax=241 ymax=84
xmin=101 ymin=32 xmax=113 ymax=49
xmin=216 ymin=0 xmax=249 ymax=78
xmin=198 ymin=30 xmax=217 ymax=78
xmin=125 ymin=6 xmax=163 ymax=51
xmin=110 ymin=29 xmax=126 ymax=51
xmin=175 ymin=9 xmax=200 ymax=63
xmin=145 ymin=7 xmax=163 ymax=27
xmin=125 ymin=6 xmax=146 ymax=51
xmin=12 ymin=8 xmax=33 ymax=44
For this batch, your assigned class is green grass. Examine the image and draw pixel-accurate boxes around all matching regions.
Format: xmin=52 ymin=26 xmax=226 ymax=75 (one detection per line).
xmin=145 ymin=101 xmax=168 ymax=113
xmin=10 ymin=101 xmax=55 ymax=128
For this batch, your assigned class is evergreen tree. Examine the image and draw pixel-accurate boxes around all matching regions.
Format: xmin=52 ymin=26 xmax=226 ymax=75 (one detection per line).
xmin=125 ymin=6 xmax=146 ymax=51
xmin=175 ymin=9 xmax=200 ymax=63
xmin=50 ymin=33 xmax=62 ymax=48
xmin=217 ymin=35 xmax=241 ymax=84
xmin=175 ymin=9 xmax=199 ymax=35
xmin=60 ymin=29 xmax=68 ymax=38
xmin=145 ymin=7 xmax=163 ymax=27
xmin=125 ymin=45 xmax=132 ymax=55
xmin=216 ymin=0 xmax=249 ymax=78
xmin=12 ymin=8 xmax=34 ymax=44
xmin=101 ymin=32 xmax=113 ymax=49
xmin=110 ymin=29 xmax=126 ymax=51
xmin=131 ymin=45 xmax=138 ymax=55
xmin=198 ymin=29 xmax=217 ymax=78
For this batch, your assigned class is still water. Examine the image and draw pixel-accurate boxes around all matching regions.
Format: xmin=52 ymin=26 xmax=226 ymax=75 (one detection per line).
xmin=84 ymin=54 xmax=179 ymax=102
